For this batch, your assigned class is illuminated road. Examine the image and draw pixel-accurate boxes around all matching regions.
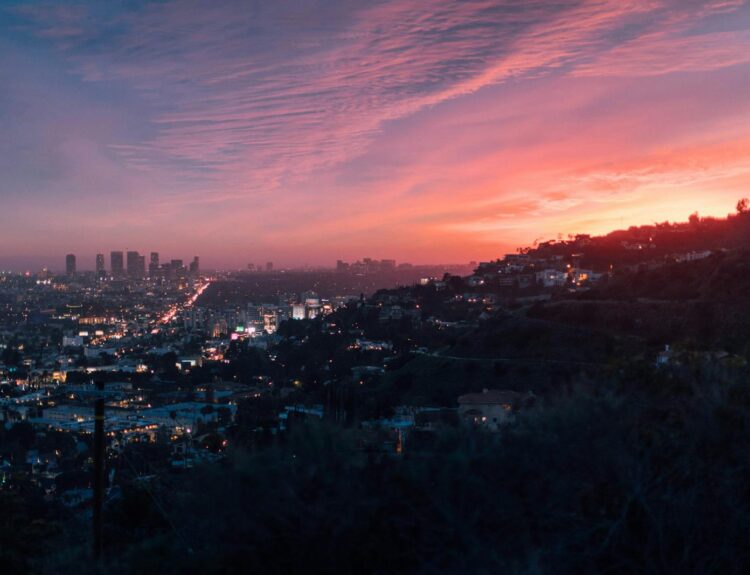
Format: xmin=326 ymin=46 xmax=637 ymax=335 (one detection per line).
xmin=154 ymin=280 xmax=211 ymax=328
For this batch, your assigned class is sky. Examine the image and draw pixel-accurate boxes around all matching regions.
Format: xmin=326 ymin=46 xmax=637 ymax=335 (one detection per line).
xmin=2 ymin=0 xmax=750 ymax=270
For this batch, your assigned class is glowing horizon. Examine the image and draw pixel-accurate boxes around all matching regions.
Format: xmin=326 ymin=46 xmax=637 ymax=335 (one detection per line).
xmin=2 ymin=1 xmax=750 ymax=270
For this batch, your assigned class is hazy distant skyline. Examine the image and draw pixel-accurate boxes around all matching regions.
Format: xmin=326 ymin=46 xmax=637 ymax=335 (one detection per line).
xmin=2 ymin=0 xmax=750 ymax=270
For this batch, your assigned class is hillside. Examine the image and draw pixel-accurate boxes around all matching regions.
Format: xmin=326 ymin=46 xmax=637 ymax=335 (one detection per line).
xmin=491 ymin=207 xmax=750 ymax=272
xmin=588 ymin=250 xmax=750 ymax=301
xmin=525 ymin=250 xmax=750 ymax=351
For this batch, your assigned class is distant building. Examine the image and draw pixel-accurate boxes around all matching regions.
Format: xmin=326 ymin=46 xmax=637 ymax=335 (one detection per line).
xmin=266 ymin=261 xmax=273 ymax=272
xmin=572 ymin=268 xmax=602 ymax=286
xmin=137 ymin=255 xmax=146 ymax=279
xmin=536 ymin=269 xmax=568 ymax=288
xmin=458 ymin=389 xmax=529 ymax=431
xmin=126 ymin=251 xmax=145 ymax=279
xmin=302 ymin=291 xmax=321 ymax=319
xmin=42 ymin=405 xmax=95 ymax=423
xmin=335 ymin=258 xmax=398 ymax=274
xmin=291 ymin=303 xmax=306 ymax=320
xmin=356 ymin=338 xmax=393 ymax=351
xmin=62 ymin=335 xmax=84 ymax=348
xmin=111 ymin=251 xmax=124 ymax=278
xmin=149 ymin=252 xmax=160 ymax=276
xmin=95 ymin=253 xmax=105 ymax=277
xmin=65 ymin=254 xmax=76 ymax=276
xmin=189 ymin=256 xmax=200 ymax=276
xmin=674 ymin=250 xmax=712 ymax=263
xmin=170 ymin=259 xmax=185 ymax=280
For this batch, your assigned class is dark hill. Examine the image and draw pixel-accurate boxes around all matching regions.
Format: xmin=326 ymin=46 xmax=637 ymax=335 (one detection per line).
xmin=529 ymin=250 xmax=750 ymax=350
xmin=589 ymin=250 xmax=750 ymax=301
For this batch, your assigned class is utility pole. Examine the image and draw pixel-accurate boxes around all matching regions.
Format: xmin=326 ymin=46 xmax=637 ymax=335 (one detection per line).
xmin=93 ymin=379 xmax=105 ymax=561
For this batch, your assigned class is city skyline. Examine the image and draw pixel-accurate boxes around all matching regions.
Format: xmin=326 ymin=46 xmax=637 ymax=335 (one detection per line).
xmin=3 ymin=1 xmax=750 ymax=269
xmin=10 ymin=252 xmax=454 ymax=274
xmin=35 ymin=250 xmax=202 ymax=276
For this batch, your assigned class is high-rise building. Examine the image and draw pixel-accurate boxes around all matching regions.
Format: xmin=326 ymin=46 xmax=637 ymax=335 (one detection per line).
xmin=96 ymin=253 xmax=105 ymax=274
xmin=111 ymin=251 xmax=124 ymax=278
xmin=65 ymin=254 xmax=76 ymax=276
xmin=126 ymin=251 xmax=145 ymax=279
xmin=169 ymin=259 xmax=185 ymax=281
xmin=189 ymin=256 xmax=200 ymax=276
xmin=266 ymin=261 xmax=273 ymax=272
xmin=137 ymin=254 xmax=146 ymax=279
xmin=126 ymin=251 xmax=139 ymax=278
xmin=149 ymin=252 xmax=160 ymax=277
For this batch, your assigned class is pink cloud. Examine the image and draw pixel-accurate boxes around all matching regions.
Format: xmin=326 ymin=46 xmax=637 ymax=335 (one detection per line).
xmin=3 ymin=0 xmax=750 ymax=267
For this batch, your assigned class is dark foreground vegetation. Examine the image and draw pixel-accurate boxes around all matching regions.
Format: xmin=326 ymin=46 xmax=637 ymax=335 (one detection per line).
xmin=7 ymin=360 xmax=746 ymax=574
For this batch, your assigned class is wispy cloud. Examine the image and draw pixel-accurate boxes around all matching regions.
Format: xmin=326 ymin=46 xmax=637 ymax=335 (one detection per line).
xmin=2 ymin=0 xmax=750 ymax=266
xmin=12 ymin=0 xmax=723 ymax=197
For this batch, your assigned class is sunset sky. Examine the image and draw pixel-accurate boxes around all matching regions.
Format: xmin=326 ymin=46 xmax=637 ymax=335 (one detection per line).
xmin=2 ymin=0 xmax=750 ymax=270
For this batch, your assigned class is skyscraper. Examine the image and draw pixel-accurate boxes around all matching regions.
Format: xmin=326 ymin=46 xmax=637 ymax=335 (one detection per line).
xmin=189 ymin=256 xmax=200 ymax=277
xmin=126 ymin=251 xmax=137 ymax=277
xmin=137 ymin=254 xmax=146 ymax=279
xmin=96 ymin=253 xmax=105 ymax=274
xmin=126 ymin=251 xmax=145 ymax=280
xmin=111 ymin=251 xmax=124 ymax=278
xmin=149 ymin=252 xmax=160 ymax=277
xmin=65 ymin=254 xmax=76 ymax=276
xmin=169 ymin=259 xmax=185 ymax=281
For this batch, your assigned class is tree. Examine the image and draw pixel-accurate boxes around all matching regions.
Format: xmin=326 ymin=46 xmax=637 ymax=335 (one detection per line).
xmin=737 ymin=198 xmax=749 ymax=214
xmin=216 ymin=406 xmax=232 ymax=427
xmin=7 ymin=421 xmax=35 ymax=451
xmin=2 ymin=343 xmax=21 ymax=367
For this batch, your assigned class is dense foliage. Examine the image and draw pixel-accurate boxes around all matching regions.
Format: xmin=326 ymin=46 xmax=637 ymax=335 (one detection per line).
xmin=34 ymin=364 xmax=750 ymax=574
